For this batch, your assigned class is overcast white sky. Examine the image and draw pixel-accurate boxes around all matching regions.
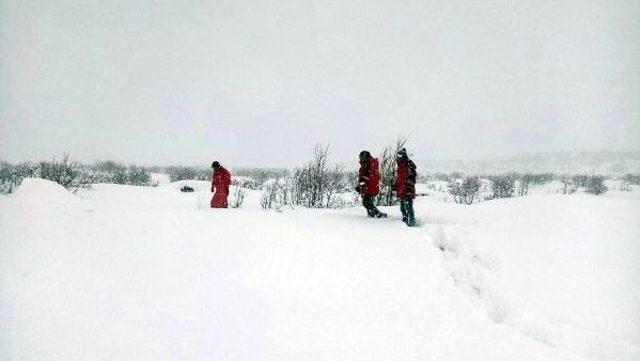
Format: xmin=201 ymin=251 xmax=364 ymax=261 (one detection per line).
xmin=1 ymin=0 xmax=638 ymax=167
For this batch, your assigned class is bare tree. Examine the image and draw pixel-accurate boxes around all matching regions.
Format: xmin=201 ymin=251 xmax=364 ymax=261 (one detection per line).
xmin=290 ymin=145 xmax=348 ymax=208
xmin=377 ymin=135 xmax=407 ymax=206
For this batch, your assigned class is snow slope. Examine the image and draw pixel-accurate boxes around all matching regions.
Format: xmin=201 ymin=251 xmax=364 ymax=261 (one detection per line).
xmin=1 ymin=179 xmax=637 ymax=360
xmin=422 ymin=195 xmax=640 ymax=360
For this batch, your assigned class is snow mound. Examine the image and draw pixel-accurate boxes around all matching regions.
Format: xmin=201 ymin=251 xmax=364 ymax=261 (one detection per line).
xmin=149 ymin=172 xmax=171 ymax=186
xmin=14 ymin=178 xmax=81 ymax=214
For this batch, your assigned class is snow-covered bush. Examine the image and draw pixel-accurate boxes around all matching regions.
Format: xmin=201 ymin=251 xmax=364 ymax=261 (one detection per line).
xmin=229 ymin=176 xmax=259 ymax=190
xmin=432 ymin=173 xmax=452 ymax=182
xmin=0 ymin=161 xmax=13 ymax=193
xmin=571 ymin=175 xmax=590 ymax=189
xmin=517 ymin=176 xmax=530 ymax=196
xmin=489 ymin=174 xmax=516 ymax=199
xmin=233 ymin=167 xmax=287 ymax=189
xmin=448 ymin=176 xmax=481 ymax=205
xmin=622 ymin=173 xmax=640 ymax=185
xmin=14 ymin=161 xmax=39 ymax=180
xmin=92 ymin=161 xmax=127 ymax=184
xmin=557 ymin=174 xmax=608 ymax=195
xmin=562 ymin=176 xmax=577 ymax=194
xmin=619 ymin=181 xmax=631 ymax=192
xmin=260 ymin=178 xmax=292 ymax=210
xmin=38 ymin=155 xmax=86 ymax=190
xmin=166 ymin=166 xmax=210 ymax=182
xmin=260 ymin=182 xmax=279 ymax=209
xmin=1 ymin=159 xmax=96 ymax=194
xmin=125 ymin=166 xmax=151 ymax=186
xmin=90 ymin=161 xmax=151 ymax=186
xmin=229 ymin=182 xmax=246 ymax=208
xmin=529 ymin=173 xmax=555 ymax=185
xmin=584 ymin=175 xmax=608 ymax=195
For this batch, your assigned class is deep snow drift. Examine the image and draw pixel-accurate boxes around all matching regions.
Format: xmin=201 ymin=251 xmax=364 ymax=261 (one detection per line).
xmin=1 ymin=179 xmax=638 ymax=361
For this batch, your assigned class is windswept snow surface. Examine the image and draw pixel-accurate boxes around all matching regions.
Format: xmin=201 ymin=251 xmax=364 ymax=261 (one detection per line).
xmin=423 ymin=194 xmax=640 ymax=360
xmin=0 ymin=179 xmax=638 ymax=360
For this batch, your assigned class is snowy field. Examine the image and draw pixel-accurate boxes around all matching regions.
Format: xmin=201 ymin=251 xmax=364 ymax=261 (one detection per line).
xmin=1 ymin=179 xmax=639 ymax=361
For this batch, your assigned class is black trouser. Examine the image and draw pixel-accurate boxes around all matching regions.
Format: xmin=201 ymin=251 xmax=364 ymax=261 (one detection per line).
xmin=400 ymin=196 xmax=415 ymax=225
xmin=362 ymin=195 xmax=383 ymax=217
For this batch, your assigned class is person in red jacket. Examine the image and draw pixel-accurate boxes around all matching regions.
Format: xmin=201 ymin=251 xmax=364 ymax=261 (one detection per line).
xmin=210 ymin=161 xmax=231 ymax=208
xmin=357 ymin=150 xmax=387 ymax=218
xmin=395 ymin=148 xmax=417 ymax=226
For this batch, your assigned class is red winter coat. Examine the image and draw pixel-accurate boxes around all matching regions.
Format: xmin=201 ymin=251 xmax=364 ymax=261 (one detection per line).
xmin=396 ymin=158 xmax=417 ymax=199
xmin=358 ymin=157 xmax=380 ymax=196
xmin=211 ymin=166 xmax=232 ymax=208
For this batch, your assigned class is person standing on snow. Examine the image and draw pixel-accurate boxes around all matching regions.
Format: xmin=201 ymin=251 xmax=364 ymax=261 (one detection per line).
xmin=395 ymin=148 xmax=417 ymax=226
xmin=210 ymin=161 xmax=231 ymax=208
xmin=357 ymin=150 xmax=387 ymax=218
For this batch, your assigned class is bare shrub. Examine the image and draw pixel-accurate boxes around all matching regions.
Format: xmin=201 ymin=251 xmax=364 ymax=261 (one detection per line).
xmin=377 ymin=135 xmax=407 ymax=206
xmin=289 ymin=145 xmax=349 ymax=208
xmin=260 ymin=180 xmax=284 ymax=209
xmin=448 ymin=176 xmax=481 ymax=205
xmin=490 ymin=174 xmax=516 ymax=199
xmin=233 ymin=167 xmax=287 ymax=189
xmin=229 ymin=181 xmax=247 ymax=208
xmin=260 ymin=177 xmax=299 ymax=210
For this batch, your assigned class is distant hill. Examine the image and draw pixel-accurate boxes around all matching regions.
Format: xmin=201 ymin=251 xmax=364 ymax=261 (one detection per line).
xmin=420 ymin=151 xmax=640 ymax=175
